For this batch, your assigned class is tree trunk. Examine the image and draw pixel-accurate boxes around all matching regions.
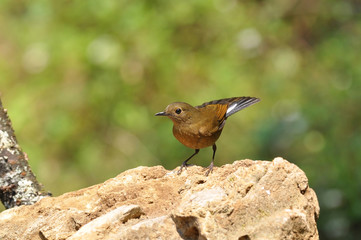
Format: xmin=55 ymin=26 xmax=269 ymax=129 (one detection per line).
xmin=0 ymin=98 xmax=50 ymax=209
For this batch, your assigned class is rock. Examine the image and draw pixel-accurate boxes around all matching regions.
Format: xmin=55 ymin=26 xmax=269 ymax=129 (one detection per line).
xmin=0 ymin=158 xmax=320 ymax=240
xmin=67 ymin=205 xmax=143 ymax=240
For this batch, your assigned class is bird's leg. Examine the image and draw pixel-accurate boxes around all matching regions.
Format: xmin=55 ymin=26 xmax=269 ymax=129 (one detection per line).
xmin=177 ymin=149 xmax=199 ymax=175
xmin=205 ymin=144 xmax=217 ymax=176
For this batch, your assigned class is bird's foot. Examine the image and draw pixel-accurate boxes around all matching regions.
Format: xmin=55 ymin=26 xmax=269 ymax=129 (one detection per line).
xmin=177 ymin=162 xmax=192 ymax=175
xmin=205 ymin=162 xmax=214 ymax=176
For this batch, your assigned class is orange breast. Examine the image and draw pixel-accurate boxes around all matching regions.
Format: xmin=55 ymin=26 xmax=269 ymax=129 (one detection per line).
xmin=172 ymin=125 xmax=223 ymax=149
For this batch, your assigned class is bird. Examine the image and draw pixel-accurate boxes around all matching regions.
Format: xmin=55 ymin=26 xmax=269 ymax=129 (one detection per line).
xmin=155 ymin=96 xmax=260 ymax=176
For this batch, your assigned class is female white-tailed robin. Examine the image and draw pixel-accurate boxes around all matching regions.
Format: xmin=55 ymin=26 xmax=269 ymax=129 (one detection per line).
xmin=155 ymin=96 xmax=260 ymax=176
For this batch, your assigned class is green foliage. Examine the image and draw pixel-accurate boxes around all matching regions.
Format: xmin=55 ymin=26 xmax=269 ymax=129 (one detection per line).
xmin=1 ymin=0 xmax=360 ymax=238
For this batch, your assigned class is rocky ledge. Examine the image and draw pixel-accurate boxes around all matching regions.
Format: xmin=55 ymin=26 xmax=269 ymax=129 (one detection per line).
xmin=0 ymin=157 xmax=319 ymax=240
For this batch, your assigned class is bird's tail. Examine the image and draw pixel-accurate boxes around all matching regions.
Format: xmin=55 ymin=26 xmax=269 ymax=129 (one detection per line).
xmin=225 ymin=97 xmax=260 ymax=117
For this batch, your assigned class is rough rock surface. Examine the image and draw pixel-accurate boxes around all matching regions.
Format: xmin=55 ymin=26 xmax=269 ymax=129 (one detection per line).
xmin=0 ymin=158 xmax=320 ymax=240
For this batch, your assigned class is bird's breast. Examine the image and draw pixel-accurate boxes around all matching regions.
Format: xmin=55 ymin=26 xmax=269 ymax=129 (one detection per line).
xmin=172 ymin=124 xmax=223 ymax=149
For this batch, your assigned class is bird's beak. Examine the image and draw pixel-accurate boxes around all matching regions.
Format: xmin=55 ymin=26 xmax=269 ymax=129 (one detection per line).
xmin=155 ymin=111 xmax=167 ymax=116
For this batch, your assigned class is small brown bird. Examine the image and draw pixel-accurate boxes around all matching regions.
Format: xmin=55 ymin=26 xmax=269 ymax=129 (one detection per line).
xmin=155 ymin=97 xmax=260 ymax=176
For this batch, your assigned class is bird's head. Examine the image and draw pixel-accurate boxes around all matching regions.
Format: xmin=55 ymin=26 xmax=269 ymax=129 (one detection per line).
xmin=155 ymin=102 xmax=195 ymax=124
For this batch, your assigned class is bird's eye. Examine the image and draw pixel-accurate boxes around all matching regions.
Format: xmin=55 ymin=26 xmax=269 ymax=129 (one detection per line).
xmin=175 ymin=108 xmax=182 ymax=114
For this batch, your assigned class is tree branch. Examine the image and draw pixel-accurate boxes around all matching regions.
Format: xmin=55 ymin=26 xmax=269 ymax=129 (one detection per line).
xmin=0 ymin=98 xmax=50 ymax=209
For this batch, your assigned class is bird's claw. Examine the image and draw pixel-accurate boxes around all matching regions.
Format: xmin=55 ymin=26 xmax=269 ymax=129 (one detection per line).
xmin=205 ymin=162 xmax=214 ymax=176
xmin=177 ymin=162 xmax=192 ymax=175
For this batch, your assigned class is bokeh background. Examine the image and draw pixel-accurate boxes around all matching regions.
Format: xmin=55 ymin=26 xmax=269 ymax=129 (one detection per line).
xmin=1 ymin=0 xmax=360 ymax=239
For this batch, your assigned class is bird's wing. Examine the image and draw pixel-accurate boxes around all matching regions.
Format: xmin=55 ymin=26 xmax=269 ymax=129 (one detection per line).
xmin=196 ymin=97 xmax=242 ymax=108
xmin=196 ymin=103 xmax=229 ymax=132
xmin=196 ymin=96 xmax=260 ymax=120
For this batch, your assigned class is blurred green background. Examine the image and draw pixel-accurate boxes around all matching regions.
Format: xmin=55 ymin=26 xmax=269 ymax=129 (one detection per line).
xmin=0 ymin=0 xmax=360 ymax=239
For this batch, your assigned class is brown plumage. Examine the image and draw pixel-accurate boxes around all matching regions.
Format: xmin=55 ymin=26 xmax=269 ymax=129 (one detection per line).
xmin=155 ymin=96 xmax=260 ymax=176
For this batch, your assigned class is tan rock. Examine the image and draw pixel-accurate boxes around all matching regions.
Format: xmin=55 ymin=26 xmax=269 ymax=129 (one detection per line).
xmin=68 ymin=205 xmax=143 ymax=240
xmin=0 ymin=158 xmax=320 ymax=240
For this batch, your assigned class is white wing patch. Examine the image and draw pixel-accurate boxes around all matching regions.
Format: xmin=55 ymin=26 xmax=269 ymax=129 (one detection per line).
xmin=226 ymin=103 xmax=237 ymax=114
